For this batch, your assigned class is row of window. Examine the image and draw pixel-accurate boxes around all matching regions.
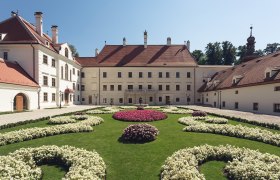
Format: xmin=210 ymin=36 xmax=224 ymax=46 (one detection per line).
xmin=97 ymin=97 xmax=183 ymax=104
xmin=100 ymin=84 xmax=191 ymax=91
xmin=43 ymin=76 xmax=56 ymax=87
xmin=43 ymin=92 xmax=80 ymax=102
xmin=101 ymin=71 xmax=192 ymax=79
xmin=43 ymin=92 xmax=56 ymax=102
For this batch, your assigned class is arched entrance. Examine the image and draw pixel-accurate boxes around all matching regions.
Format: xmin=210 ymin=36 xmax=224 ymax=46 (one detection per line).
xmin=13 ymin=93 xmax=28 ymax=111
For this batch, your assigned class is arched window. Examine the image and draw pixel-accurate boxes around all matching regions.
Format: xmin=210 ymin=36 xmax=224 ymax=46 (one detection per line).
xmin=61 ymin=66 xmax=64 ymax=79
xmin=65 ymin=64 xmax=69 ymax=80
xmin=65 ymin=48 xmax=69 ymax=58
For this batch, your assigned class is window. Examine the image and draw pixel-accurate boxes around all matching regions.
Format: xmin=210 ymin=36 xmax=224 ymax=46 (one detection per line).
xmin=118 ymin=72 xmax=122 ymax=78
xmin=166 ymin=72 xmax=170 ymax=78
xmin=81 ymin=72 xmax=85 ymax=78
xmin=274 ymin=104 xmax=280 ymax=112
xmin=139 ymin=85 xmax=143 ymax=90
xmin=110 ymin=85 xmax=114 ymax=91
xmin=265 ymin=72 xmax=270 ymax=79
xmin=51 ymin=59 xmax=55 ymax=67
xmin=176 ymin=98 xmax=180 ymax=102
xmin=77 ymin=70 xmax=80 ymax=76
xmin=3 ymin=52 xmax=8 ymax=60
xmin=166 ymin=85 xmax=170 ymax=91
xmin=235 ymin=90 xmax=238 ymax=94
xmin=51 ymin=78 xmax=55 ymax=87
xmin=235 ymin=102 xmax=239 ymax=109
xmin=77 ymin=95 xmax=80 ymax=101
xmin=159 ymin=97 xmax=162 ymax=102
xmin=159 ymin=72 xmax=162 ymax=78
xmin=176 ymin=72 xmax=180 ymax=78
xmin=65 ymin=64 xmax=69 ymax=80
xmin=159 ymin=85 xmax=162 ymax=91
xmin=214 ymin=93 xmax=216 ymax=96
xmin=197 ymin=99 xmax=200 ymax=102
xmin=253 ymin=103 xmax=258 ymax=111
xmin=73 ymin=68 xmax=75 ymax=75
xmin=43 ymin=76 xmax=48 ymax=86
xmin=103 ymin=85 xmax=107 ymax=91
xmin=118 ymin=85 xmax=122 ymax=91
xmin=187 ymin=72 xmax=191 ymax=78
xmin=43 ymin=93 xmax=48 ymax=102
xmin=77 ymin=84 xmax=80 ymax=91
xmin=176 ymin=85 xmax=180 ymax=91
xmin=148 ymin=85 xmax=152 ymax=90
xmin=128 ymin=72 xmax=132 ymax=78
xmin=103 ymin=98 xmax=107 ymax=103
xmin=73 ymin=83 xmax=75 ymax=90
xmin=103 ymin=72 xmax=107 ymax=78
xmin=82 ymin=98 xmax=85 ymax=102
xmin=274 ymin=86 xmax=280 ymax=91
xmin=65 ymin=48 xmax=69 ymax=58
xmin=119 ymin=98 xmax=123 ymax=103
xmin=148 ymin=72 xmax=152 ymax=78
xmin=43 ymin=55 xmax=48 ymax=64
xmin=52 ymin=93 xmax=56 ymax=102
xmin=149 ymin=97 xmax=153 ymax=102
xmin=81 ymin=85 xmax=85 ymax=91
xmin=206 ymin=98 xmax=208 ymax=102
xmin=139 ymin=72 xmax=143 ymax=78
xmin=214 ymin=102 xmax=216 ymax=107
xmin=70 ymin=70 xmax=72 ymax=81
xmin=187 ymin=85 xmax=191 ymax=91
xmin=128 ymin=98 xmax=133 ymax=103
xmin=61 ymin=66 xmax=64 ymax=79
xmin=128 ymin=85 xmax=133 ymax=90
xmin=222 ymin=101 xmax=225 ymax=107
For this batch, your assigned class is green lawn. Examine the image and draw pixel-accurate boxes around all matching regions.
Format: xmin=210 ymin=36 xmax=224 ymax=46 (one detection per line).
xmin=0 ymin=113 xmax=279 ymax=180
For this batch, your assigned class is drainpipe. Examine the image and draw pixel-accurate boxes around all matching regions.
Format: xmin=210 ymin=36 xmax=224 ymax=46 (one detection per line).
xmin=219 ymin=90 xmax=222 ymax=109
xmin=98 ymin=67 xmax=101 ymax=105
xmin=30 ymin=43 xmax=36 ymax=81
xmin=193 ymin=67 xmax=196 ymax=105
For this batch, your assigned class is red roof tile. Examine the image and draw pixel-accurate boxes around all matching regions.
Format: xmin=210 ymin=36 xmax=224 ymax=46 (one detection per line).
xmin=76 ymin=45 xmax=197 ymax=67
xmin=198 ymin=52 xmax=280 ymax=92
xmin=0 ymin=59 xmax=39 ymax=87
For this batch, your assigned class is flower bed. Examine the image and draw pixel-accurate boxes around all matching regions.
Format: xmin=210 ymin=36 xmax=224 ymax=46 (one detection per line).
xmin=120 ymin=124 xmax=159 ymax=143
xmin=0 ymin=116 xmax=104 ymax=146
xmin=113 ymin=110 xmax=167 ymax=122
xmin=204 ymin=117 xmax=228 ymax=124
xmin=71 ymin=114 xmax=89 ymax=120
xmin=48 ymin=116 xmax=76 ymax=124
xmin=179 ymin=118 xmax=280 ymax=147
xmin=178 ymin=116 xmax=228 ymax=125
xmin=1 ymin=145 xmax=106 ymax=180
xmin=192 ymin=111 xmax=207 ymax=117
xmin=162 ymin=108 xmax=193 ymax=114
xmin=161 ymin=144 xmax=280 ymax=180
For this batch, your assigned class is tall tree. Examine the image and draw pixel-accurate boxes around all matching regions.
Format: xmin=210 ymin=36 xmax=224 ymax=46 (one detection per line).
xmin=191 ymin=50 xmax=206 ymax=65
xmin=222 ymin=41 xmax=236 ymax=65
xmin=255 ymin=49 xmax=264 ymax=57
xmin=205 ymin=42 xmax=222 ymax=65
xmin=235 ymin=45 xmax=247 ymax=64
xmin=69 ymin=44 xmax=79 ymax=57
xmin=263 ymin=43 xmax=280 ymax=55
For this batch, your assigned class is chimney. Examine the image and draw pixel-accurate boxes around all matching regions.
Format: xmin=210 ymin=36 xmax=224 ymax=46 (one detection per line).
xmin=51 ymin=25 xmax=58 ymax=44
xmin=167 ymin=37 xmax=171 ymax=46
xmin=95 ymin=48 xmax=99 ymax=56
xmin=34 ymin=12 xmax=43 ymax=36
xmin=123 ymin=37 xmax=126 ymax=46
xmin=187 ymin=40 xmax=190 ymax=50
xmin=144 ymin=30 xmax=147 ymax=48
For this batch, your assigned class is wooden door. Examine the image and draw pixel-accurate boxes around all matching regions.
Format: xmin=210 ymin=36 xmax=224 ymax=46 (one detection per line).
xmin=16 ymin=95 xmax=23 ymax=111
xmin=165 ymin=96 xmax=170 ymax=105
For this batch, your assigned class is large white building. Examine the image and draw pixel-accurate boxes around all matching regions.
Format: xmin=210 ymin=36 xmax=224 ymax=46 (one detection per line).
xmin=0 ymin=12 xmax=278 ymax=116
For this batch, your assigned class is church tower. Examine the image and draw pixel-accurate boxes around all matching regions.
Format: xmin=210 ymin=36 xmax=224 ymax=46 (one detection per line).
xmin=242 ymin=26 xmax=258 ymax=63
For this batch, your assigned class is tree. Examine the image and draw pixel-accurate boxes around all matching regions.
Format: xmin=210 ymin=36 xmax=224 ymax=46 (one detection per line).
xmin=255 ymin=49 xmax=264 ymax=57
xmin=205 ymin=42 xmax=223 ymax=65
xmin=69 ymin=44 xmax=79 ymax=57
xmin=191 ymin=50 xmax=206 ymax=65
xmin=263 ymin=43 xmax=280 ymax=55
xmin=235 ymin=45 xmax=247 ymax=64
xmin=222 ymin=41 xmax=236 ymax=65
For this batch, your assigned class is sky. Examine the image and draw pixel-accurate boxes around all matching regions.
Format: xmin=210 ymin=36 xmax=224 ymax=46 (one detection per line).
xmin=1 ymin=0 xmax=280 ymax=56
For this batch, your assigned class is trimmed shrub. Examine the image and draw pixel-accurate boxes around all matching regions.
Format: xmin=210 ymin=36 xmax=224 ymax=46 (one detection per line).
xmin=113 ymin=110 xmax=167 ymax=122
xmin=192 ymin=111 xmax=207 ymax=117
xmin=120 ymin=124 xmax=159 ymax=143
xmin=137 ymin=106 xmax=144 ymax=110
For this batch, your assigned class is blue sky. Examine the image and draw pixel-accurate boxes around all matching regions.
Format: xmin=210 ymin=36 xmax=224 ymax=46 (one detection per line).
xmin=1 ymin=0 xmax=280 ymax=56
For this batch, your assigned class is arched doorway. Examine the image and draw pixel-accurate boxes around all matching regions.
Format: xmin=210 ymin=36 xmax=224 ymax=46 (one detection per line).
xmin=13 ymin=93 xmax=28 ymax=111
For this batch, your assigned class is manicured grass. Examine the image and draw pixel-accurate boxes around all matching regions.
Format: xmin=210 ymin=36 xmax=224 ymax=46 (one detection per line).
xmin=0 ymin=113 xmax=279 ymax=180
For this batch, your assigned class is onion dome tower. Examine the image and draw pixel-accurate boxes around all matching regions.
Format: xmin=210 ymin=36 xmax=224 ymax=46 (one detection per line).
xmin=242 ymin=26 xmax=259 ymax=63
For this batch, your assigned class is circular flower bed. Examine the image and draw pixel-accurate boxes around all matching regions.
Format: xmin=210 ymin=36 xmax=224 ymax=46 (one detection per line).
xmin=113 ymin=110 xmax=167 ymax=122
xmin=120 ymin=124 xmax=159 ymax=143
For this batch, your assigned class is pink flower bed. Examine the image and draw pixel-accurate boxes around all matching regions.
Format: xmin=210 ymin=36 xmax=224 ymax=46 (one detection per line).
xmin=113 ymin=110 xmax=167 ymax=122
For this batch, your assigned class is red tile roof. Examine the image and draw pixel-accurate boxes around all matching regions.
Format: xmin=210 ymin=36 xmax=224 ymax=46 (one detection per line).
xmin=0 ymin=15 xmax=57 ymax=52
xmin=0 ymin=59 xmax=39 ymax=87
xmin=198 ymin=52 xmax=280 ymax=92
xmin=76 ymin=45 xmax=197 ymax=67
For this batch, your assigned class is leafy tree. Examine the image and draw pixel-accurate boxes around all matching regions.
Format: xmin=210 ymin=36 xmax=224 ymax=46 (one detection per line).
xmin=255 ymin=49 xmax=264 ymax=57
xmin=263 ymin=43 xmax=280 ymax=55
xmin=235 ymin=45 xmax=247 ymax=64
xmin=192 ymin=50 xmax=206 ymax=65
xmin=69 ymin=44 xmax=79 ymax=57
xmin=205 ymin=42 xmax=222 ymax=65
xmin=222 ymin=41 xmax=236 ymax=65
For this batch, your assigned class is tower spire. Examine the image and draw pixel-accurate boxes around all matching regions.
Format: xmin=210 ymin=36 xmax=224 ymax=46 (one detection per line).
xmin=250 ymin=25 xmax=253 ymax=37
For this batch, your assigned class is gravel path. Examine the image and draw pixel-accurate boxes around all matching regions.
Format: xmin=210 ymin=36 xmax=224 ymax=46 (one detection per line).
xmin=183 ymin=105 xmax=280 ymax=126
xmin=0 ymin=105 xmax=96 ymax=126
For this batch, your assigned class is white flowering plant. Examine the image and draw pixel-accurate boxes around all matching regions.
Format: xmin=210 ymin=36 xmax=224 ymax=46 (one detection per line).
xmin=161 ymin=144 xmax=280 ymax=180
xmin=48 ymin=116 xmax=76 ymax=124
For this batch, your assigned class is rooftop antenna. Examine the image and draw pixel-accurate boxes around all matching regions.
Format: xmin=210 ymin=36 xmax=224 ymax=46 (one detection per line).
xmin=250 ymin=24 xmax=253 ymax=36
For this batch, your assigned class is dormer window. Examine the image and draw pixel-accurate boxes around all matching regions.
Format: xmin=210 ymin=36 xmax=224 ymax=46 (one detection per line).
xmin=232 ymin=75 xmax=244 ymax=85
xmin=0 ymin=33 xmax=7 ymax=41
xmin=65 ymin=48 xmax=69 ymax=58
xmin=264 ymin=67 xmax=280 ymax=79
xmin=213 ymin=80 xmax=220 ymax=87
xmin=45 ymin=41 xmax=50 ymax=47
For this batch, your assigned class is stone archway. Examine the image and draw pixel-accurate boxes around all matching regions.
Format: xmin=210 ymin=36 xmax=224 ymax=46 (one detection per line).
xmin=13 ymin=93 xmax=28 ymax=111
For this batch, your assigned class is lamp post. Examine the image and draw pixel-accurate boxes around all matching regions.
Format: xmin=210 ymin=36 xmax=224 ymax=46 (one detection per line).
xmin=59 ymin=90 xmax=62 ymax=108
xmin=37 ymin=87 xmax=41 ymax=109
